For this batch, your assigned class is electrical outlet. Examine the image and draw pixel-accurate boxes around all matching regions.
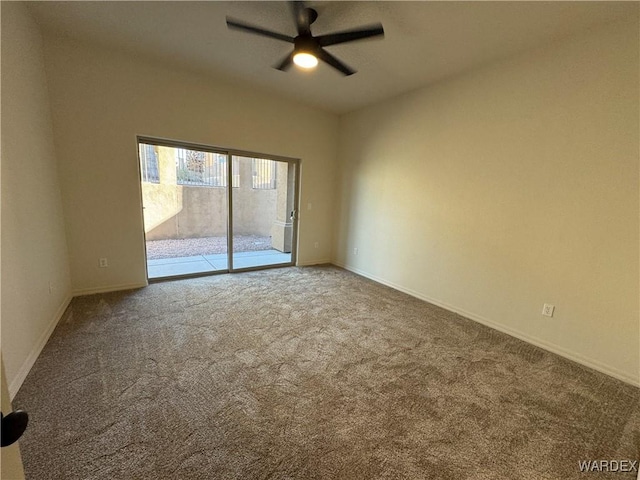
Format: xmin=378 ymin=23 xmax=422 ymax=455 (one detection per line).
xmin=99 ymin=258 xmax=108 ymax=268
xmin=354 ymin=247 xmax=358 ymax=255
xmin=48 ymin=282 xmax=53 ymax=294
xmin=314 ymin=242 xmax=319 ymax=249
xmin=542 ymin=304 xmax=555 ymax=317
xmin=307 ymin=203 xmax=312 ymax=210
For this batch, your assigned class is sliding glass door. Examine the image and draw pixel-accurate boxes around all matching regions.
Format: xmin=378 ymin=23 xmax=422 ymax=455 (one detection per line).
xmin=139 ymin=142 xmax=229 ymax=279
xmin=138 ymin=138 xmax=298 ymax=280
xmin=230 ymin=156 xmax=296 ymax=270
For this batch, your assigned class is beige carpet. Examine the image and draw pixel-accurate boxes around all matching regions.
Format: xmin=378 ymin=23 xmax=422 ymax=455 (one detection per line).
xmin=13 ymin=266 xmax=639 ymax=479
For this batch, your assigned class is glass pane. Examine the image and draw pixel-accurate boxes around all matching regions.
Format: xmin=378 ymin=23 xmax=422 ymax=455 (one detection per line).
xmin=140 ymin=143 xmax=229 ymax=278
xmin=231 ymin=155 xmax=294 ymax=269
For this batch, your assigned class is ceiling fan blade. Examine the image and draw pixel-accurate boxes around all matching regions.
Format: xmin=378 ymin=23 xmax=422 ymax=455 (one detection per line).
xmin=289 ymin=1 xmax=310 ymax=36
xmin=226 ymin=18 xmax=295 ymax=43
xmin=274 ymin=52 xmax=295 ymax=71
xmin=317 ymin=48 xmax=356 ymax=76
xmin=317 ymin=24 xmax=384 ymax=47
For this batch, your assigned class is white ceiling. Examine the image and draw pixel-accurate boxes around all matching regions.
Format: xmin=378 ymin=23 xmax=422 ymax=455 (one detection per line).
xmin=26 ymin=1 xmax=636 ymax=114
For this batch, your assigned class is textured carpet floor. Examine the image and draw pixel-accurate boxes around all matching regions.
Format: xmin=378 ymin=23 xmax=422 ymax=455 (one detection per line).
xmin=14 ymin=266 xmax=639 ymax=479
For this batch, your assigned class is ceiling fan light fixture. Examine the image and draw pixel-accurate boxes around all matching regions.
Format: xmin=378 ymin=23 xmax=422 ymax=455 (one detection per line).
xmin=226 ymin=2 xmax=384 ymax=76
xmin=293 ymin=52 xmax=318 ymax=69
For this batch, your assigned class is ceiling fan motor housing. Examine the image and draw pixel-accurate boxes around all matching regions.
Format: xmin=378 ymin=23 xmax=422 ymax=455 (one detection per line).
xmin=294 ymin=36 xmax=319 ymax=56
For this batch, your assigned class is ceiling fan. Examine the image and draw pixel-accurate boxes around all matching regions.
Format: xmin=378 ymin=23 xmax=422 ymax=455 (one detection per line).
xmin=226 ymin=1 xmax=384 ymax=76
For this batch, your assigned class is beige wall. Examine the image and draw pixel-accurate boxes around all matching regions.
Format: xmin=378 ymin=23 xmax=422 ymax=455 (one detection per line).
xmin=334 ymin=18 xmax=640 ymax=385
xmin=42 ymin=36 xmax=338 ymax=295
xmin=1 ymin=2 xmax=72 ymax=393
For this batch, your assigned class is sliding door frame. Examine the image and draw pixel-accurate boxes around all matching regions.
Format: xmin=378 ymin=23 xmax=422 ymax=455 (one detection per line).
xmin=137 ymin=135 xmax=300 ymax=281
xmin=227 ymin=151 xmax=300 ymax=273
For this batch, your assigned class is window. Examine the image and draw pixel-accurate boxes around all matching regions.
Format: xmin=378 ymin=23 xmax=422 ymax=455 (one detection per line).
xmin=176 ymin=149 xmax=213 ymax=186
xmin=252 ymin=158 xmax=276 ymax=189
xmin=139 ymin=140 xmax=260 ymax=189
xmin=232 ymin=157 xmax=240 ymax=188
xmin=139 ymin=144 xmax=159 ymax=183
xmin=175 ymin=150 xmax=240 ymax=188
xmin=138 ymin=137 xmax=299 ymax=278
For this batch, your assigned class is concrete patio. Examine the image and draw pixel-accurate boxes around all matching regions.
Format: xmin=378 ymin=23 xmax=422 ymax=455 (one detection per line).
xmin=147 ymin=249 xmax=292 ymax=279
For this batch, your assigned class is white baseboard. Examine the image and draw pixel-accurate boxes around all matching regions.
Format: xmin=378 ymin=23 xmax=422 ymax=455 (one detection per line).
xmin=296 ymin=258 xmax=331 ymax=267
xmin=9 ymin=294 xmax=73 ymax=399
xmin=72 ymin=281 xmax=148 ymax=297
xmin=333 ymin=261 xmax=640 ymax=388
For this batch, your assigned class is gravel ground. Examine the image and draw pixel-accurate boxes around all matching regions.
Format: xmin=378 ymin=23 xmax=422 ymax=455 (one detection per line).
xmin=146 ymin=235 xmax=272 ymax=260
